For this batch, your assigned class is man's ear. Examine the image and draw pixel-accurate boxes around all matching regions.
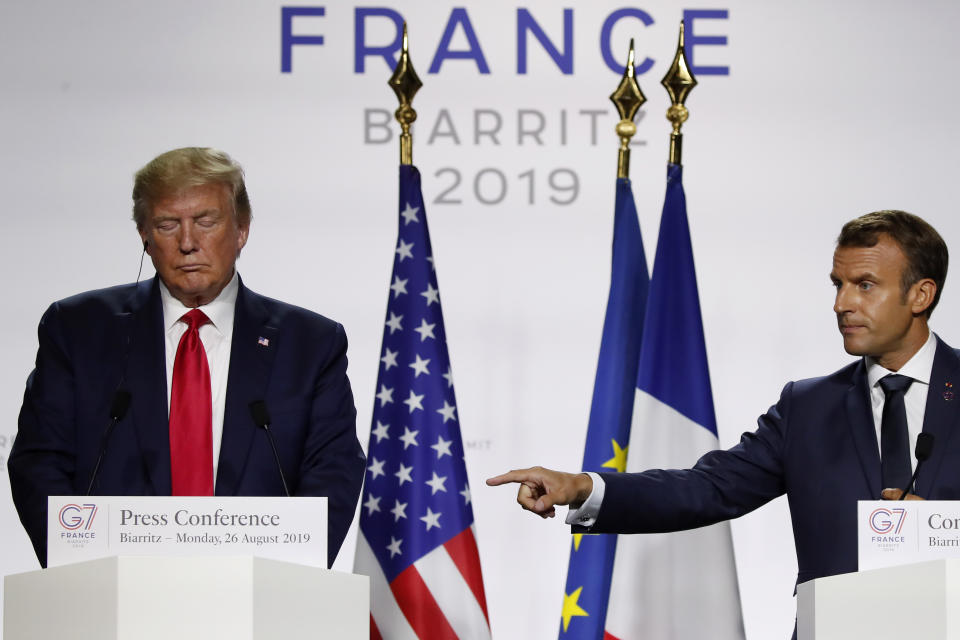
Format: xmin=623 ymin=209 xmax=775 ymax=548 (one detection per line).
xmin=139 ymin=229 xmax=150 ymax=254
xmin=237 ymin=224 xmax=249 ymax=254
xmin=910 ymin=278 xmax=937 ymax=315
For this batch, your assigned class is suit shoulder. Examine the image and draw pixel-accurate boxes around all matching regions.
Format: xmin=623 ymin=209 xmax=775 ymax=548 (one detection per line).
xmin=46 ymin=281 xmax=148 ymax=318
xmin=788 ymin=359 xmax=861 ymax=396
xmin=244 ymin=289 xmax=343 ymax=336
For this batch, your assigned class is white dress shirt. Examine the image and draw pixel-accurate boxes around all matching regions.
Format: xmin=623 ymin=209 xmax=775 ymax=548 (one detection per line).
xmin=566 ymin=330 xmax=938 ymax=527
xmin=159 ymin=271 xmax=238 ymax=481
xmin=865 ymin=329 xmax=936 ymax=473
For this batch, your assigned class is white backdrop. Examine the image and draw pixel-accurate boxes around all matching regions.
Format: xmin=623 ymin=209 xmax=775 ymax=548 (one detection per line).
xmin=2 ymin=2 xmax=959 ymax=639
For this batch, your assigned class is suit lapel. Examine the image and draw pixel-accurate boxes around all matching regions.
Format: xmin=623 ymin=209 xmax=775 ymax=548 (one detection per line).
xmin=216 ymin=279 xmax=279 ymax=495
xmin=845 ymin=360 xmax=882 ymax=497
xmin=916 ymin=337 xmax=960 ymax=497
xmin=123 ymin=278 xmax=171 ymax=494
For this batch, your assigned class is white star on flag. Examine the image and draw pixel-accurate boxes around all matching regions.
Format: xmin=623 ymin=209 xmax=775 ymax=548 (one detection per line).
xmin=390 ymin=276 xmax=408 ymax=298
xmin=375 ymin=385 xmax=394 ymax=407
xmin=372 ymin=421 xmax=390 ymax=443
xmin=437 ymin=400 xmax=457 ymax=423
xmin=431 ymin=435 xmax=453 ymax=459
xmin=381 ymin=348 xmax=399 ymax=370
xmin=394 ymin=463 xmax=413 ymax=486
xmin=409 ymin=354 xmax=431 ymax=377
xmin=391 ymin=500 xmax=408 ymax=521
xmin=400 ymin=203 xmax=419 ymax=225
xmin=386 ymin=537 xmax=403 ymax=558
xmin=420 ymin=507 xmax=442 ymax=531
xmin=396 ymin=239 xmax=414 ymax=262
xmin=414 ymin=319 xmax=436 ymax=342
xmin=403 ymin=390 xmax=425 ymax=413
xmin=385 ymin=312 xmax=403 ymax=334
xmin=460 ymin=484 xmax=472 ymax=505
xmin=364 ymin=494 xmax=381 ymax=515
xmin=421 ymin=283 xmax=440 ymax=306
xmin=367 ymin=457 xmax=386 ymax=480
xmin=426 ymin=471 xmax=448 ymax=495
xmin=399 ymin=427 xmax=419 ymax=449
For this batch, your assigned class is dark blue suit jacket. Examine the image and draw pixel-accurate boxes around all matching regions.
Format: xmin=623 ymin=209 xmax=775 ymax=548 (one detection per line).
xmin=591 ymin=336 xmax=960 ymax=587
xmin=9 ymin=276 xmax=366 ymax=568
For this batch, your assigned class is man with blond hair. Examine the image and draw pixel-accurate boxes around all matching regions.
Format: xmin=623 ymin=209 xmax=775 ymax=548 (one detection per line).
xmin=10 ymin=147 xmax=365 ymax=568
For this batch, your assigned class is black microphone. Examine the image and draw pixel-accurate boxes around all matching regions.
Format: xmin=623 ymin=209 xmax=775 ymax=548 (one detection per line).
xmin=899 ymin=433 xmax=935 ymax=500
xmin=85 ymin=390 xmax=132 ymax=495
xmin=249 ymin=400 xmax=290 ymax=497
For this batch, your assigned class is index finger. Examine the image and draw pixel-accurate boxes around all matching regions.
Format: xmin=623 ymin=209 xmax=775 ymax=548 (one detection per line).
xmin=486 ymin=468 xmax=537 ymax=486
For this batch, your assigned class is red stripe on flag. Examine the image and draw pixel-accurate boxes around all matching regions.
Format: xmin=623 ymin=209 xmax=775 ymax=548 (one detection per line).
xmin=443 ymin=528 xmax=489 ymax=622
xmin=603 ymin=632 xmax=623 ymax=640
xmin=390 ymin=564 xmax=458 ymax=640
xmin=370 ymin=615 xmax=383 ymax=640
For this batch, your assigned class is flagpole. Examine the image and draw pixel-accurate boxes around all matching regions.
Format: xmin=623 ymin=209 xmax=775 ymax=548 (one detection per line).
xmin=388 ymin=23 xmax=422 ymax=166
xmin=609 ymin=39 xmax=646 ymax=179
xmin=661 ymin=21 xmax=698 ymax=165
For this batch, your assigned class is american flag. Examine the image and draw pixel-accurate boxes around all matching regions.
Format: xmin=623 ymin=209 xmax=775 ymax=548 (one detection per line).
xmin=355 ymin=165 xmax=490 ymax=640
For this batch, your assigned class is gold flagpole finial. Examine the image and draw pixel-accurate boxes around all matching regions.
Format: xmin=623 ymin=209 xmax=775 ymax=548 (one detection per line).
xmin=609 ymin=39 xmax=646 ymax=179
xmin=661 ymin=21 xmax=698 ymax=165
xmin=388 ymin=23 xmax=422 ymax=165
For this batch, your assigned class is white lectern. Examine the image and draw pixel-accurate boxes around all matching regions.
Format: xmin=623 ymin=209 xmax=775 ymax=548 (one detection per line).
xmin=3 ymin=556 xmax=368 ymax=639
xmin=797 ymin=559 xmax=960 ymax=639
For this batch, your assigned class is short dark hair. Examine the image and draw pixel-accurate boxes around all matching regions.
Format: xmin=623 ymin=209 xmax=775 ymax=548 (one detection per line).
xmin=132 ymin=147 xmax=251 ymax=230
xmin=837 ymin=210 xmax=948 ymax=316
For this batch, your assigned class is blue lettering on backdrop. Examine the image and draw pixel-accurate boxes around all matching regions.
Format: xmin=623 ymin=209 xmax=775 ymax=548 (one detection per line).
xmin=428 ymin=8 xmax=490 ymax=74
xmin=282 ymin=6 xmax=729 ymax=76
xmin=516 ymin=9 xmax=574 ymax=74
xmin=683 ymin=9 xmax=730 ymax=76
xmin=600 ymin=8 xmax=655 ymax=75
xmin=354 ymin=7 xmax=405 ymax=72
xmin=281 ymin=6 xmax=326 ymax=73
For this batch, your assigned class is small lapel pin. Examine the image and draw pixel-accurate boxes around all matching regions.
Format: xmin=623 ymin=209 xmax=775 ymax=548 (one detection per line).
xmin=944 ymin=382 xmax=954 ymax=401
xmin=257 ymin=336 xmax=270 ymax=347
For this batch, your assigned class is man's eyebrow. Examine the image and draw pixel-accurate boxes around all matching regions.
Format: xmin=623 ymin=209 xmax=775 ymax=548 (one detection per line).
xmin=829 ymin=271 xmax=881 ymax=282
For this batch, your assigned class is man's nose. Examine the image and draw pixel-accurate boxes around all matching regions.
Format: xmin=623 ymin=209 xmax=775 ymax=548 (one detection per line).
xmin=834 ymin=285 xmax=853 ymax=314
xmin=178 ymin=223 xmax=197 ymax=253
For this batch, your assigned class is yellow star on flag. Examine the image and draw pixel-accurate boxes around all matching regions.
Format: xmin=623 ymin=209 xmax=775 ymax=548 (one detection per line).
xmin=561 ymin=586 xmax=589 ymax=632
xmin=572 ymin=533 xmax=584 ymax=551
xmin=601 ymin=439 xmax=628 ymax=473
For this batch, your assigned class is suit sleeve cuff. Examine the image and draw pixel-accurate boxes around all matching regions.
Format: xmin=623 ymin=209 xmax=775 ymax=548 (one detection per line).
xmin=565 ymin=472 xmax=605 ymax=527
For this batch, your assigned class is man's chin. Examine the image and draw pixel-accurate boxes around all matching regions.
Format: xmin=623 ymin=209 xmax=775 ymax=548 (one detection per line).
xmin=840 ymin=337 xmax=869 ymax=357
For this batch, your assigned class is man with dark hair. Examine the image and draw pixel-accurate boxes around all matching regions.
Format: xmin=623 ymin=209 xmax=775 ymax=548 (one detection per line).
xmin=9 ymin=147 xmax=365 ymax=568
xmin=489 ymin=210 xmax=959 ymax=623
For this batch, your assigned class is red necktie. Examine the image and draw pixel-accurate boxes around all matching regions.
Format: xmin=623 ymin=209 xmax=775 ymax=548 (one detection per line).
xmin=169 ymin=309 xmax=214 ymax=495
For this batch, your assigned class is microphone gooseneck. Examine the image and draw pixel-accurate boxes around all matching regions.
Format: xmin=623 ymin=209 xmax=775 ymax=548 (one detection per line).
xmin=85 ymin=390 xmax=132 ymax=495
xmin=249 ymin=400 xmax=290 ymax=497
xmin=899 ymin=432 xmax=935 ymax=501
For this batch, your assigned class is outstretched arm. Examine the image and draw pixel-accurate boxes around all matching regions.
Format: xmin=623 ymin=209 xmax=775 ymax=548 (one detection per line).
xmin=486 ymin=466 xmax=593 ymax=518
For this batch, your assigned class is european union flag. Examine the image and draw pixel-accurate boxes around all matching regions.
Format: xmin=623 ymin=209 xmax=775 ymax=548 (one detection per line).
xmin=559 ymin=177 xmax=649 ymax=638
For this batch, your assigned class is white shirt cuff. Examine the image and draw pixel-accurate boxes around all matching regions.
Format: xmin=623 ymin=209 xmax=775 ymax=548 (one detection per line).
xmin=564 ymin=472 xmax=605 ymax=527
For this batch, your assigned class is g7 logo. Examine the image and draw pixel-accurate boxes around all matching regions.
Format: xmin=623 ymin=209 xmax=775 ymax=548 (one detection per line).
xmin=869 ymin=507 xmax=906 ymax=534
xmin=58 ymin=503 xmax=98 ymax=530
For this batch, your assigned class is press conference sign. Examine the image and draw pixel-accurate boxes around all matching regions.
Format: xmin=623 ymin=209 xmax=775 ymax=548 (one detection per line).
xmin=48 ymin=496 xmax=327 ymax=568
xmin=858 ymin=500 xmax=960 ymax=571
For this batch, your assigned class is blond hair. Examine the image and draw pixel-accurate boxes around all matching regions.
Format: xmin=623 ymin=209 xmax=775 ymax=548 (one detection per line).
xmin=132 ymin=147 xmax=251 ymax=229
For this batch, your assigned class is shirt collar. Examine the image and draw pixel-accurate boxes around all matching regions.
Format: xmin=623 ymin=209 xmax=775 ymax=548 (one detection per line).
xmin=866 ymin=329 xmax=937 ymax=388
xmin=159 ymin=271 xmax=239 ymax=334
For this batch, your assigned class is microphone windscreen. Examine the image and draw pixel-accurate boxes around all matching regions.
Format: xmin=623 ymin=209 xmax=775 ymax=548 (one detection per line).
xmin=915 ymin=432 xmax=935 ymax=462
xmin=249 ymin=400 xmax=271 ymax=428
xmin=110 ymin=391 xmax=132 ymax=420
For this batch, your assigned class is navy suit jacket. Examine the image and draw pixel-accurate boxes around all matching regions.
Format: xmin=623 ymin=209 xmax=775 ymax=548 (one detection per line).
xmin=591 ymin=336 xmax=960 ymax=587
xmin=9 ymin=276 xmax=366 ymax=568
